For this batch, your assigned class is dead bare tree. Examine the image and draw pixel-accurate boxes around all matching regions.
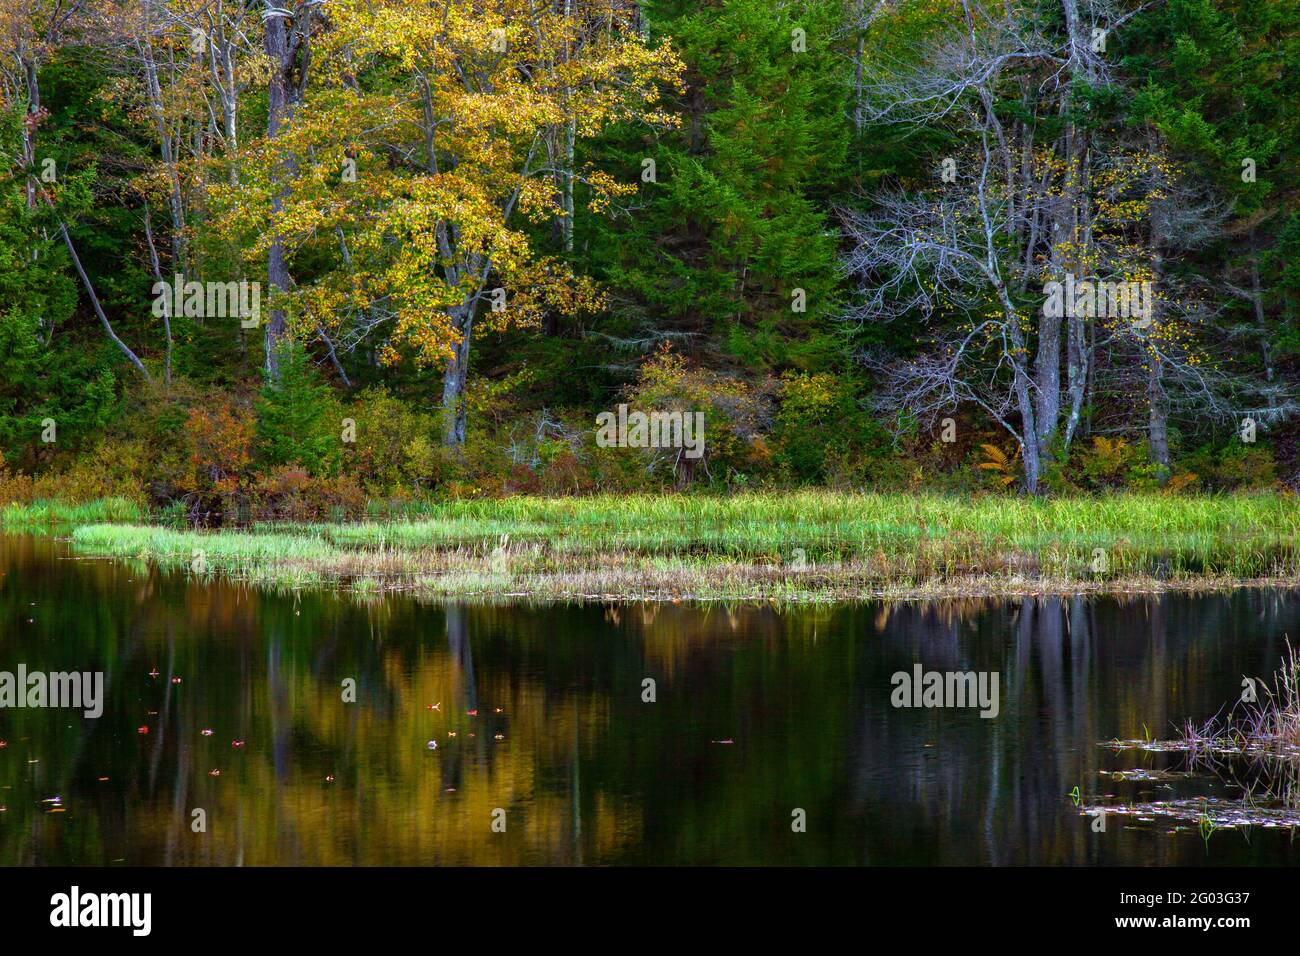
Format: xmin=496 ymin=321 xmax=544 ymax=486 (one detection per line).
xmin=844 ymin=0 xmax=1199 ymax=493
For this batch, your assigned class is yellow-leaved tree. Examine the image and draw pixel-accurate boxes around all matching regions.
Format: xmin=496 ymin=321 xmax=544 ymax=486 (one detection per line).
xmin=212 ymin=0 xmax=683 ymax=445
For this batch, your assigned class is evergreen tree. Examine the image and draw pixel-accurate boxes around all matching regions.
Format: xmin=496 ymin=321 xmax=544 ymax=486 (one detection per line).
xmin=0 ymin=107 xmax=112 ymax=469
xmin=577 ymin=0 xmax=851 ymax=371
xmin=255 ymin=342 xmax=339 ymax=475
xmin=1131 ymin=0 xmax=1300 ymax=388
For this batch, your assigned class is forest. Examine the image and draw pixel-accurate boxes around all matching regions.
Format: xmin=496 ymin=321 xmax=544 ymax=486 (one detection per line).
xmin=0 ymin=0 xmax=1297 ymax=520
xmin=6 ymin=0 xmax=1300 ymax=888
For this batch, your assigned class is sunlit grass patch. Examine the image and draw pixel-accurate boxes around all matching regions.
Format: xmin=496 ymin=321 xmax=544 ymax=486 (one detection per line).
xmin=54 ymin=491 xmax=1300 ymax=600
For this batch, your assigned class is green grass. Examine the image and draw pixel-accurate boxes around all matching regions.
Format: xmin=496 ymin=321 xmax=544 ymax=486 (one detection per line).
xmin=46 ymin=491 xmax=1300 ymax=601
xmin=1 ymin=497 xmax=144 ymax=529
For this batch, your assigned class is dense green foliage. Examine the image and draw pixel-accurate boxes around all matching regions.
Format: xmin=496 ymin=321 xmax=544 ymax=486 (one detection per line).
xmin=0 ymin=0 xmax=1295 ymax=515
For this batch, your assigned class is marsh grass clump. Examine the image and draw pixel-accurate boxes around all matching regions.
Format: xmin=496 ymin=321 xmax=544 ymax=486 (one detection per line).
xmin=1 ymin=497 xmax=143 ymax=528
xmin=1175 ymin=643 xmax=1300 ymax=758
xmin=1160 ymin=643 xmax=1300 ymax=812
xmin=1225 ymin=642 xmax=1300 ymax=753
xmin=1092 ymin=649 xmax=1300 ymax=834
xmin=53 ymin=492 xmax=1300 ymax=601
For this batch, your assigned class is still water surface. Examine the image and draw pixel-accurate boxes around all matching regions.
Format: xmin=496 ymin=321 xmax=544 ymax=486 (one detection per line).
xmin=1 ymin=533 xmax=1298 ymax=865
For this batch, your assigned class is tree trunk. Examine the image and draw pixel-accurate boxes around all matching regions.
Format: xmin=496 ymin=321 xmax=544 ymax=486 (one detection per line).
xmin=853 ymin=0 xmax=864 ymax=134
xmin=1005 ymin=302 xmax=1042 ymax=494
xmin=1063 ymin=310 xmax=1087 ymax=450
xmin=220 ymin=38 xmax=239 ymax=185
xmin=442 ymin=305 xmax=473 ymax=446
xmin=138 ymin=4 xmax=189 ymax=275
xmin=55 ymin=217 xmax=151 ymax=381
xmin=1147 ymin=161 xmax=1170 ymax=482
xmin=562 ymin=0 xmax=575 ymax=256
xmin=23 ymin=60 xmax=39 ymax=210
xmin=1148 ymin=356 xmax=1170 ymax=482
xmin=1052 ymin=0 xmax=1094 ymax=461
xmin=1019 ymin=410 xmax=1042 ymax=495
xmin=563 ymin=117 xmax=575 ymax=255
xmin=262 ymin=4 xmax=312 ymax=381
xmin=1061 ymin=138 xmax=1091 ymax=455
xmin=144 ymin=209 xmax=173 ymax=387
xmin=1034 ymin=309 xmax=1061 ymax=456
xmin=1248 ymin=229 xmax=1275 ymax=394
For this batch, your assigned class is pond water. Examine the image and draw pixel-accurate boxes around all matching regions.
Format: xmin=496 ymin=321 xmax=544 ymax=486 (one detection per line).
xmin=1 ymin=533 xmax=1298 ymax=865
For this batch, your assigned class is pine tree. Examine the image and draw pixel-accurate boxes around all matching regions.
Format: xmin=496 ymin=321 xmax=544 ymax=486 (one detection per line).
xmin=255 ymin=342 xmax=338 ymax=475
xmin=578 ymin=0 xmax=851 ymax=371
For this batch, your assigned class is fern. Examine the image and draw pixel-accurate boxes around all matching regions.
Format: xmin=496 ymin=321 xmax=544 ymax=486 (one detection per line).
xmin=977 ymin=444 xmax=1019 ymax=488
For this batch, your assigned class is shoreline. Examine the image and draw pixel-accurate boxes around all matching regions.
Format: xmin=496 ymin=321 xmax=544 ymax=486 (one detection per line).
xmin=3 ymin=490 xmax=1298 ymax=603
xmin=46 ymin=545 xmax=1300 ymax=603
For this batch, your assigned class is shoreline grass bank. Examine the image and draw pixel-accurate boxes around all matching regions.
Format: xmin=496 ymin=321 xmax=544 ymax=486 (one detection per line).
xmin=5 ymin=492 xmax=1298 ymax=602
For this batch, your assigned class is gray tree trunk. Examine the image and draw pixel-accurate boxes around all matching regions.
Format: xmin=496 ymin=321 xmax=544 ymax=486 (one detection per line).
xmin=1035 ymin=309 xmax=1061 ymax=456
xmin=442 ymin=305 xmax=473 ymax=446
xmin=262 ymin=3 xmax=313 ymax=381
xmin=1148 ymin=356 xmax=1170 ymax=481
xmin=1248 ymin=230 xmax=1275 ymax=392
xmin=1148 ymin=175 xmax=1170 ymax=482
